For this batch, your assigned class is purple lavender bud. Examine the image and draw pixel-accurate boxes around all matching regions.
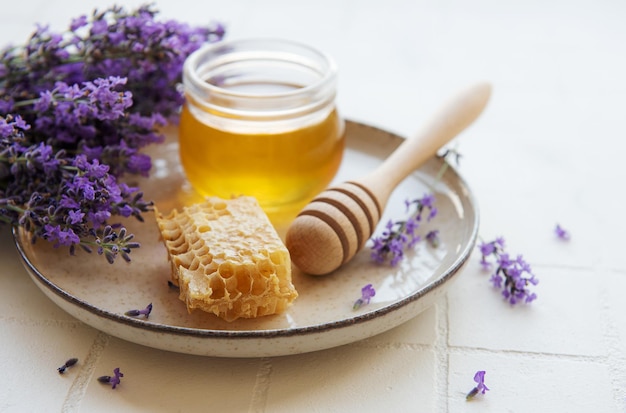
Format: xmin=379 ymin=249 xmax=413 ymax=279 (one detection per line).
xmin=69 ymin=15 xmax=88 ymax=31
xmin=97 ymin=375 xmax=112 ymax=384
xmin=478 ymin=241 xmax=495 ymax=256
xmin=98 ymin=367 xmax=123 ymax=389
xmin=466 ymin=370 xmax=489 ymax=400
xmin=354 ymin=284 xmax=376 ymax=310
xmin=420 ymin=193 xmax=435 ymax=208
xmin=425 ymin=230 xmax=440 ymax=247
xmin=555 ymin=224 xmax=570 ymax=240
xmin=110 ymin=368 xmax=123 ymax=389
xmin=489 ymin=273 xmax=503 ymax=288
xmin=125 ymin=303 xmax=152 ymax=318
xmin=57 ymin=357 xmax=78 ymax=374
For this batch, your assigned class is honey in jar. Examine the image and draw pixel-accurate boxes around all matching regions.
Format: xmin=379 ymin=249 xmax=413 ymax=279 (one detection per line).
xmin=179 ymin=39 xmax=345 ymax=221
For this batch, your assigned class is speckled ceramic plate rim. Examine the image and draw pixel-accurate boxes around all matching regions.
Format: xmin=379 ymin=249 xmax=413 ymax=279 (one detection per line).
xmin=12 ymin=120 xmax=479 ymax=351
xmin=14 ymin=224 xmax=475 ymax=339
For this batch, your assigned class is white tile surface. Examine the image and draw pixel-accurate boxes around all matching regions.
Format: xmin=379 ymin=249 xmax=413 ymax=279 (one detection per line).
xmin=79 ymin=337 xmax=260 ymax=412
xmin=267 ymin=345 xmax=437 ymax=413
xmin=448 ymin=263 xmax=607 ymax=356
xmin=449 ymin=352 xmax=619 ymax=412
xmin=1 ymin=0 xmax=626 ymax=411
xmin=0 ymin=323 xmax=98 ymax=412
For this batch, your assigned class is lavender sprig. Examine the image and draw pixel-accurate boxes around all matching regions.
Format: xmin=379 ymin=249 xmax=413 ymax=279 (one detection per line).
xmin=370 ymin=193 xmax=438 ymax=266
xmin=478 ymin=237 xmax=538 ymax=305
xmin=0 ymin=5 xmax=224 ymax=263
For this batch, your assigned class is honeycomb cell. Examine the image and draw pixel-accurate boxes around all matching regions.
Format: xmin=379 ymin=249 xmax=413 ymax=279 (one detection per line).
xmin=155 ymin=196 xmax=298 ymax=321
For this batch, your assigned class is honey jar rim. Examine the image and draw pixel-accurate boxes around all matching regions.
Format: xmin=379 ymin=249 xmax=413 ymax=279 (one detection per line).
xmin=183 ymin=37 xmax=337 ymax=103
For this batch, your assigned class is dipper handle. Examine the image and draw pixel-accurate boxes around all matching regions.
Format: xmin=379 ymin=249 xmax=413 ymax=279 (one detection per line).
xmin=356 ymin=82 xmax=492 ymax=204
xmin=286 ymin=83 xmax=492 ymax=275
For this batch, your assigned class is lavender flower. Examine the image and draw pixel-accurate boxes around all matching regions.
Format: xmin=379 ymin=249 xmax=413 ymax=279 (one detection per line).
xmin=555 ymin=224 xmax=570 ymax=240
xmin=466 ymin=370 xmax=489 ymax=400
xmin=370 ymin=193 xmax=438 ymax=265
xmin=0 ymin=5 xmax=224 ymax=263
xmin=425 ymin=230 xmax=440 ymax=248
xmin=57 ymin=358 xmax=78 ymax=374
xmin=353 ymin=284 xmax=376 ymax=310
xmin=125 ymin=303 xmax=153 ymax=318
xmin=98 ymin=367 xmax=123 ymax=389
xmin=478 ymin=237 xmax=538 ymax=305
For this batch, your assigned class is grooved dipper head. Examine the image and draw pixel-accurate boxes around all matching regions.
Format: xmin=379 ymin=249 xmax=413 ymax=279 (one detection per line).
xmin=285 ymin=182 xmax=381 ymax=275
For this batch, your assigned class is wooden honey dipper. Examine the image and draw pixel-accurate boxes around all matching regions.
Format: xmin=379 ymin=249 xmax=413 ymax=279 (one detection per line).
xmin=285 ymin=82 xmax=492 ymax=275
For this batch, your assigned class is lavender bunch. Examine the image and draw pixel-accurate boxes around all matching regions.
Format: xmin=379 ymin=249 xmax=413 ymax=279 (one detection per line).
xmin=1 ymin=113 xmax=148 ymax=263
xmin=0 ymin=5 xmax=224 ymax=263
xmin=0 ymin=4 xmax=224 ymax=121
xmin=478 ymin=237 xmax=538 ymax=304
xmin=370 ymin=193 xmax=438 ymax=266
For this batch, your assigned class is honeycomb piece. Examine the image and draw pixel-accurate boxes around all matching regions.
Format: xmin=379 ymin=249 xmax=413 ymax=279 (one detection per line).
xmin=156 ymin=196 xmax=298 ymax=321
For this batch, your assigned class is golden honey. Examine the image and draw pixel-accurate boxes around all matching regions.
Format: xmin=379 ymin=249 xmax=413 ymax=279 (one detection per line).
xmin=179 ymin=106 xmax=344 ymax=213
xmin=180 ymin=39 xmax=344 ymax=220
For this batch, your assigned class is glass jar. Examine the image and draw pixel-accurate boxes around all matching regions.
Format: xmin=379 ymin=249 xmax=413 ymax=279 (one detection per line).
xmin=179 ymin=38 xmax=345 ymax=222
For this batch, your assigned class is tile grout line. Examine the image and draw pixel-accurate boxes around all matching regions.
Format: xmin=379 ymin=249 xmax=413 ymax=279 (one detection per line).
xmin=446 ymin=344 xmax=618 ymax=363
xmin=598 ymin=278 xmax=626 ymax=411
xmin=248 ymin=357 xmax=273 ymax=413
xmin=61 ymin=332 xmax=110 ymax=413
xmin=532 ymin=262 xmax=626 ymax=274
xmin=351 ymin=340 xmax=431 ymax=352
xmin=0 ymin=315 xmax=84 ymax=329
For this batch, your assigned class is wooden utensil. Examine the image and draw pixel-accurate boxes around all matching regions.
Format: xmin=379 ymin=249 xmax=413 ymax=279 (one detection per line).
xmin=285 ymin=82 xmax=492 ymax=275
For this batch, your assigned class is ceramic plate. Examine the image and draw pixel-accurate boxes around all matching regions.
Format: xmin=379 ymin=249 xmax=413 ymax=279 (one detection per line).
xmin=13 ymin=120 xmax=478 ymax=357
